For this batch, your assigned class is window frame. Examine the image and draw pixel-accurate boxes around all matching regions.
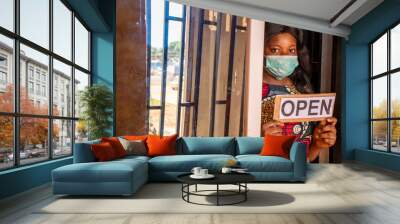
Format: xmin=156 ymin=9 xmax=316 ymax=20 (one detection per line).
xmin=146 ymin=0 xmax=187 ymax=136
xmin=369 ymin=20 xmax=400 ymax=154
xmin=0 ymin=0 xmax=92 ymax=171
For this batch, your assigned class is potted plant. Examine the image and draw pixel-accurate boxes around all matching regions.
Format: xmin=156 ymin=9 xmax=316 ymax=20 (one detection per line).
xmin=79 ymin=84 xmax=113 ymax=140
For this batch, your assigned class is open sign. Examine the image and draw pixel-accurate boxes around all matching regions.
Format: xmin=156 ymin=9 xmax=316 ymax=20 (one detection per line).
xmin=273 ymin=93 xmax=336 ymax=122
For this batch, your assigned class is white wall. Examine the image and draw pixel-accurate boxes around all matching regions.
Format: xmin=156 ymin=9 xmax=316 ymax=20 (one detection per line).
xmin=244 ymin=19 xmax=264 ymax=136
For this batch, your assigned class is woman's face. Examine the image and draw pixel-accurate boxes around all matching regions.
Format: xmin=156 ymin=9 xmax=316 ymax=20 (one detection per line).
xmin=265 ymin=32 xmax=297 ymax=56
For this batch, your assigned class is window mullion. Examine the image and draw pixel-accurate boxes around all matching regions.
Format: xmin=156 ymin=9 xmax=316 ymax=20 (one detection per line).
xmin=13 ymin=0 xmax=21 ymax=167
xmin=160 ymin=1 xmax=170 ymax=136
xmin=49 ymin=0 xmax=54 ymax=160
xmin=71 ymin=10 xmax=76 ymax=155
xmin=388 ymin=30 xmax=391 ymax=152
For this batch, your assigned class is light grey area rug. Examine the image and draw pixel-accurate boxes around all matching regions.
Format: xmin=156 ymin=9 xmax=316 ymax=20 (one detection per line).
xmin=37 ymin=183 xmax=361 ymax=214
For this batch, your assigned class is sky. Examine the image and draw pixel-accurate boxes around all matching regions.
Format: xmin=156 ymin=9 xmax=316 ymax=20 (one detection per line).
xmin=0 ymin=0 xmax=89 ymax=74
xmin=150 ymin=0 xmax=183 ymax=48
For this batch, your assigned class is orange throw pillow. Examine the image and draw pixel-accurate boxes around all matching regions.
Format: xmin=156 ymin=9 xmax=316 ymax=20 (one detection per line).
xmin=124 ymin=135 xmax=148 ymax=141
xmin=91 ymin=142 xmax=117 ymax=161
xmin=260 ymin=135 xmax=297 ymax=159
xmin=101 ymin=137 xmax=126 ymax=158
xmin=146 ymin=134 xmax=178 ymax=157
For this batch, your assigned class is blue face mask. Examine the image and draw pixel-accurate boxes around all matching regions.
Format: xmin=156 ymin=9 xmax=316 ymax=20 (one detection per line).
xmin=264 ymin=55 xmax=299 ymax=80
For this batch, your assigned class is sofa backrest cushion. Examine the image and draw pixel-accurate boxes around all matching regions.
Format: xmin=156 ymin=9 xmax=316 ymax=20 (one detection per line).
xmin=73 ymin=140 xmax=100 ymax=163
xmin=236 ymin=137 xmax=264 ymax=155
xmin=179 ymin=137 xmax=235 ymax=155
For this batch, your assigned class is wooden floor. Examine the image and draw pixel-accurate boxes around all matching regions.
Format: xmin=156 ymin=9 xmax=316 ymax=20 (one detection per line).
xmin=1 ymin=162 xmax=400 ymax=224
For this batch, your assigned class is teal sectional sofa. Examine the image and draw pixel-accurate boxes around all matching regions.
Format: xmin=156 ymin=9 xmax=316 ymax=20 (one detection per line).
xmin=52 ymin=137 xmax=306 ymax=196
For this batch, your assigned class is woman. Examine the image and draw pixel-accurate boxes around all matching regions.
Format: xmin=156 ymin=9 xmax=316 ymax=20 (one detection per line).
xmin=261 ymin=25 xmax=337 ymax=162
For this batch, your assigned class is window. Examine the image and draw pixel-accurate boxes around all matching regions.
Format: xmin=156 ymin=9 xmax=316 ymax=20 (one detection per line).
xmin=53 ymin=0 xmax=72 ymax=60
xmin=35 ymin=70 xmax=41 ymax=81
xmin=0 ymin=0 xmax=91 ymax=170
xmin=28 ymin=82 xmax=34 ymax=94
xmin=42 ymin=85 xmax=46 ymax=97
xmin=146 ymin=1 xmax=248 ymax=137
xmin=147 ymin=0 xmax=185 ymax=135
xmin=0 ymin=71 xmax=6 ymax=84
xmin=370 ymin=23 xmax=400 ymax=154
xmin=0 ymin=0 xmax=14 ymax=32
xmin=0 ymin=55 xmax=7 ymax=67
xmin=20 ymin=0 xmax=49 ymax=48
xmin=28 ymin=67 xmax=34 ymax=80
xmin=74 ymin=18 xmax=90 ymax=70
xmin=35 ymin=84 xmax=41 ymax=96
xmin=74 ymin=69 xmax=89 ymax=118
xmin=53 ymin=59 xmax=72 ymax=117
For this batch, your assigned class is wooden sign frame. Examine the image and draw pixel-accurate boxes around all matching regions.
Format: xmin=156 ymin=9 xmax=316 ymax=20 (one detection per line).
xmin=273 ymin=93 xmax=336 ymax=122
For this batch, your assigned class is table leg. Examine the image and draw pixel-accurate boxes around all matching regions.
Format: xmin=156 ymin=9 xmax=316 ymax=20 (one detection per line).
xmin=195 ymin=184 xmax=198 ymax=192
xmin=187 ymin=184 xmax=190 ymax=202
xmin=217 ymin=184 xmax=219 ymax=206
xmin=245 ymin=183 xmax=247 ymax=201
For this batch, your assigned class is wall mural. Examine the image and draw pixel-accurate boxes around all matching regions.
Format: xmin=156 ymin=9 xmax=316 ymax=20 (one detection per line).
xmin=261 ymin=24 xmax=339 ymax=162
xmin=146 ymin=1 xmax=342 ymax=163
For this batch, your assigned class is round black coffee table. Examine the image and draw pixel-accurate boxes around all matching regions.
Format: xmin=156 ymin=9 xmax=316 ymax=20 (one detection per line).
xmin=177 ymin=173 xmax=255 ymax=206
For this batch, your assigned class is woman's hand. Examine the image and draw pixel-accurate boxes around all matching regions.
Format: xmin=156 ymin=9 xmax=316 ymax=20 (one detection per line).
xmin=263 ymin=121 xmax=284 ymax=136
xmin=312 ymin=117 xmax=337 ymax=149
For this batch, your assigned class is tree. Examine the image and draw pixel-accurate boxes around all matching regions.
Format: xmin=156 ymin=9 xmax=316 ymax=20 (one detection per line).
xmin=79 ymin=84 xmax=113 ymax=140
xmin=372 ymin=99 xmax=400 ymax=143
xmin=0 ymin=85 xmax=59 ymax=151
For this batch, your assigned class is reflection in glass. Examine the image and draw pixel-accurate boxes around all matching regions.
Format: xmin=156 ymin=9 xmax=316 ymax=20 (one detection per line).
xmin=0 ymin=116 xmax=14 ymax=170
xmin=372 ymin=33 xmax=387 ymax=76
xmin=20 ymin=0 xmax=49 ymax=48
xmin=149 ymin=0 xmax=165 ymax=106
xmin=53 ymin=0 xmax=72 ymax=60
xmin=0 ymin=35 xmax=14 ymax=113
xmin=0 ymin=0 xmax=14 ymax=31
xmin=53 ymin=59 xmax=72 ymax=117
xmin=74 ymin=18 xmax=89 ymax=70
xmin=20 ymin=117 xmax=49 ymax=165
xmin=74 ymin=69 xmax=89 ymax=118
xmin=20 ymin=44 xmax=49 ymax=115
xmin=372 ymin=76 xmax=387 ymax=119
xmin=391 ymin=24 xmax=400 ymax=70
xmin=391 ymin=120 xmax=400 ymax=153
xmin=372 ymin=121 xmax=388 ymax=151
xmin=53 ymin=119 xmax=72 ymax=157
xmin=149 ymin=109 xmax=161 ymax=135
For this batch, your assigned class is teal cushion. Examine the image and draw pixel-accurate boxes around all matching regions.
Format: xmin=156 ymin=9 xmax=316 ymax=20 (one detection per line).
xmin=149 ymin=154 xmax=235 ymax=172
xmin=236 ymin=137 xmax=264 ymax=155
xmin=179 ymin=137 xmax=235 ymax=155
xmin=53 ymin=159 xmax=147 ymax=183
xmin=236 ymin=155 xmax=293 ymax=172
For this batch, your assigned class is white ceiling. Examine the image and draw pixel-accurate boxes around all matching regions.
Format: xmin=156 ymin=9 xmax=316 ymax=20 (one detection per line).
xmin=173 ymin=0 xmax=384 ymax=38
xmin=226 ymin=0 xmax=353 ymax=22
